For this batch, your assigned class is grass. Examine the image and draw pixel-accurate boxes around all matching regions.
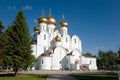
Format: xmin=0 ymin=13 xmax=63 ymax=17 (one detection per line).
xmin=70 ymin=73 xmax=118 ymax=80
xmin=0 ymin=73 xmax=48 ymax=80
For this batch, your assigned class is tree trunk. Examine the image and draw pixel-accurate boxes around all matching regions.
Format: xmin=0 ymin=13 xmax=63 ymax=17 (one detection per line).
xmin=14 ymin=67 xmax=18 ymax=77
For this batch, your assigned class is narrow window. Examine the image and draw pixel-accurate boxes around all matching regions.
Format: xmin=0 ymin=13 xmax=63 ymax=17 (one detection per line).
xmin=90 ymin=61 xmax=91 ymax=65
xmin=44 ymin=34 xmax=46 ymax=40
xmin=60 ymin=61 xmax=61 ymax=64
xmin=42 ymin=60 xmax=43 ymax=64
xmin=75 ymin=39 xmax=76 ymax=44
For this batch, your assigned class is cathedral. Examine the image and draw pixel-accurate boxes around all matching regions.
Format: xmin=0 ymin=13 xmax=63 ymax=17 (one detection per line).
xmin=31 ymin=11 xmax=97 ymax=71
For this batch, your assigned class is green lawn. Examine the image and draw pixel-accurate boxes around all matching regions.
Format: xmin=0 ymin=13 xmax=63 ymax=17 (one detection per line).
xmin=0 ymin=73 xmax=48 ymax=80
xmin=70 ymin=73 xmax=118 ymax=80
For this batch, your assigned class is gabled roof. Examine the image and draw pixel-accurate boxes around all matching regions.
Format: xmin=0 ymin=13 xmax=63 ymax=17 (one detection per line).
xmin=41 ymin=53 xmax=51 ymax=57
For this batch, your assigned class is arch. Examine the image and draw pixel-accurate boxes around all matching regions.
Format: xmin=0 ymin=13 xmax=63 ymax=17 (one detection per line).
xmin=72 ymin=35 xmax=79 ymax=44
xmin=72 ymin=49 xmax=82 ymax=58
xmin=71 ymin=35 xmax=82 ymax=50
xmin=52 ymin=46 xmax=67 ymax=70
xmin=53 ymin=46 xmax=67 ymax=57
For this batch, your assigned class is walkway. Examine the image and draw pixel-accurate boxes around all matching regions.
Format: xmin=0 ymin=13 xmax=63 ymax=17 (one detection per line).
xmin=47 ymin=74 xmax=79 ymax=80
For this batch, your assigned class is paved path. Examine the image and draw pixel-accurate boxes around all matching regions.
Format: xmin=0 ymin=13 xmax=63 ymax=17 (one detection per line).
xmin=47 ymin=74 xmax=79 ymax=80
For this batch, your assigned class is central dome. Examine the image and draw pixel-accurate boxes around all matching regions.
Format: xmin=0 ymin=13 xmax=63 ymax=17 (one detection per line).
xmin=54 ymin=35 xmax=61 ymax=42
xmin=47 ymin=16 xmax=56 ymax=25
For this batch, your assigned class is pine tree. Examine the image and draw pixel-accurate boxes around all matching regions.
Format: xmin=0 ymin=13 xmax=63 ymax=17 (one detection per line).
xmin=0 ymin=21 xmax=5 ymax=67
xmin=0 ymin=21 xmax=4 ymax=36
xmin=5 ymin=10 xmax=35 ymax=76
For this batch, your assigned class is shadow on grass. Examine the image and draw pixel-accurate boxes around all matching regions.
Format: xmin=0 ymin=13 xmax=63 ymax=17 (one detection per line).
xmin=0 ymin=73 xmax=15 ymax=77
xmin=28 ymin=74 xmax=48 ymax=78
xmin=0 ymin=73 xmax=48 ymax=78
xmin=70 ymin=74 xmax=118 ymax=80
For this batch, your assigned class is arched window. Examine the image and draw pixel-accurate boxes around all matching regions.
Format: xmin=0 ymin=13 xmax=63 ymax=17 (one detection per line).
xmin=74 ymin=39 xmax=76 ymax=44
xmin=59 ymin=61 xmax=61 ymax=64
xmin=42 ymin=60 xmax=43 ymax=64
xmin=90 ymin=61 xmax=91 ymax=65
xmin=44 ymin=34 xmax=46 ymax=40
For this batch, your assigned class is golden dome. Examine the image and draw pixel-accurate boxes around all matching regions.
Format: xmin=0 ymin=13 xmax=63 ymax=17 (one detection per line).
xmin=59 ymin=21 xmax=68 ymax=27
xmin=54 ymin=35 xmax=61 ymax=42
xmin=34 ymin=26 xmax=39 ymax=31
xmin=38 ymin=16 xmax=47 ymax=23
xmin=47 ymin=16 xmax=56 ymax=25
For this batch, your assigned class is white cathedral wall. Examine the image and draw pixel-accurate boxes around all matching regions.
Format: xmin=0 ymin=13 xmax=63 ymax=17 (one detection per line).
xmin=36 ymin=45 xmax=44 ymax=57
xmin=41 ymin=56 xmax=51 ymax=70
xmin=36 ymin=32 xmax=50 ymax=57
xmin=72 ymin=49 xmax=81 ymax=59
xmin=51 ymin=47 xmax=67 ymax=70
xmin=47 ymin=24 xmax=55 ymax=34
xmin=61 ymin=35 xmax=71 ymax=52
xmin=67 ymin=55 xmax=79 ymax=70
xmin=37 ymin=32 xmax=49 ymax=46
xmin=31 ymin=45 xmax=37 ymax=58
xmin=39 ymin=23 xmax=47 ymax=31
xmin=81 ymin=56 xmax=97 ymax=70
xmin=71 ymin=35 xmax=82 ymax=52
xmin=60 ymin=27 xmax=68 ymax=35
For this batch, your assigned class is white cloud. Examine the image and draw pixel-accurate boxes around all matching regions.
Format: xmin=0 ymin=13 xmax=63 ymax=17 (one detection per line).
xmin=8 ymin=6 xmax=16 ymax=10
xmin=22 ymin=5 xmax=32 ymax=10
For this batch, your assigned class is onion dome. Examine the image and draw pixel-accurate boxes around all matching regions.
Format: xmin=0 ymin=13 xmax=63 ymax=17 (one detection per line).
xmin=59 ymin=15 xmax=68 ymax=27
xmin=34 ymin=25 xmax=39 ymax=31
xmin=54 ymin=35 xmax=61 ymax=42
xmin=59 ymin=21 xmax=68 ymax=28
xmin=38 ymin=16 xmax=47 ymax=23
xmin=47 ymin=15 xmax=56 ymax=25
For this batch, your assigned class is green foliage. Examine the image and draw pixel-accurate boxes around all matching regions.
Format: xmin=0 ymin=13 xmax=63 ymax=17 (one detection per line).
xmin=0 ymin=21 xmax=5 ymax=67
xmin=0 ymin=21 xmax=4 ymax=36
xmin=116 ymin=48 xmax=120 ymax=64
xmin=118 ymin=48 xmax=120 ymax=57
xmin=0 ymin=21 xmax=4 ymax=30
xmin=0 ymin=74 xmax=47 ymax=80
xmin=83 ymin=52 xmax=97 ymax=58
xmin=97 ymin=50 xmax=117 ymax=70
xmin=4 ymin=10 xmax=35 ymax=76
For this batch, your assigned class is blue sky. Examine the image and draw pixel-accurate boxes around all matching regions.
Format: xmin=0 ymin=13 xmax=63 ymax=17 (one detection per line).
xmin=0 ymin=0 xmax=120 ymax=55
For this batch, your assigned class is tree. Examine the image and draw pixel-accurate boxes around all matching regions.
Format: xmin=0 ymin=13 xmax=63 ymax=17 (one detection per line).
xmin=5 ymin=10 xmax=35 ymax=76
xmin=97 ymin=50 xmax=116 ymax=70
xmin=0 ymin=21 xmax=5 ymax=67
xmin=0 ymin=21 xmax=4 ymax=36
xmin=83 ymin=52 xmax=97 ymax=58
xmin=115 ymin=48 xmax=120 ymax=65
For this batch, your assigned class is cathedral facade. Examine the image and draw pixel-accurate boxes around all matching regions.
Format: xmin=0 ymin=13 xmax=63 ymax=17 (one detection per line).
xmin=31 ymin=12 xmax=97 ymax=71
